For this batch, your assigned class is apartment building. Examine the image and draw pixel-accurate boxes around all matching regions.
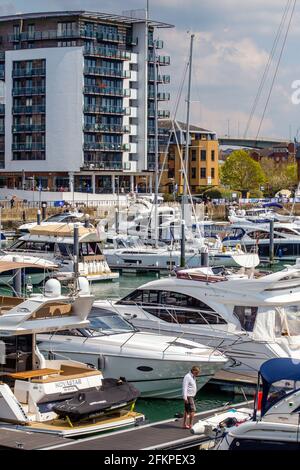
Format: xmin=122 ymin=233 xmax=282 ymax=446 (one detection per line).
xmin=159 ymin=120 xmax=219 ymax=195
xmin=0 ymin=10 xmax=172 ymax=193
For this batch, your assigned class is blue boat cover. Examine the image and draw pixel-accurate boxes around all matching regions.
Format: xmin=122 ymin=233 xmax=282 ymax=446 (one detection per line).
xmin=260 ymin=358 xmax=300 ymax=384
xmin=259 ymin=358 xmax=300 ymax=416
xmin=262 ymin=202 xmax=283 ymax=209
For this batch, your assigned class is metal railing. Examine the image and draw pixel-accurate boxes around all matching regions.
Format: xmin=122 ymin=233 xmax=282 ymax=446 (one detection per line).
xmin=12 ymin=87 xmax=46 ymax=96
xmin=12 ymin=143 xmax=45 ymax=151
xmin=84 ymin=85 xmax=129 ymax=97
xmin=84 ymin=66 xmax=130 ymax=78
xmin=12 ymin=68 xmax=46 ymax=77
xmin=84 ymin=123 xmax=130 ymax=133
xmin=12 ymin=105 xmax=45 ymax=114
xmin=84 ymin=46 xmax=131 ymax=60
xmin=12 ymin=124 xmax=45 ymax=133
xmin=83 ymin=142 xmax=130 ymax=151
xmin=81 ymin=161 xmax=123 ymax=170
xmin=83 ymin=105 xmax=129 ymax=115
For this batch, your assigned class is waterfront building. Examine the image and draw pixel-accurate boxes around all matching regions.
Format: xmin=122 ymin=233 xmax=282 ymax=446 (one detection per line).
xmin=0 ymin=10 xmax=172 ymax=193
xmin=158 ymin=120 xmax=219 ymax=195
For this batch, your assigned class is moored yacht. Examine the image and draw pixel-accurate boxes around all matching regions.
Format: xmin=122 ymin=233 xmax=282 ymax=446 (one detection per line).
xmin=2 ymin=223 xmax=119 ymax=283
xmin=18 ymin=210 xmax=86 ymax=235
xmin=37 ymin=307 xmax=228 ymax=399
xmin=216 ymin=358 xmax=300 ymax=450
xmin=93 ymin=262 xmax=300 ymax=374
xmin=0 ymin=277 xmax=143 ymax=437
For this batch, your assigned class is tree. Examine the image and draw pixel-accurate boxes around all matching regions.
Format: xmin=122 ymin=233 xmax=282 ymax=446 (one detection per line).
xmin=220 ymin=150 xmax=265 ymax=197
xmin=260 ymin=159 xmax=298 ymax=197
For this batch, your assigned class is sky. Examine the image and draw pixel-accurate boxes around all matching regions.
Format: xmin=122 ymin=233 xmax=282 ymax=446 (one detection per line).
xmin=1 ymin=0 xmax=300 ymax=140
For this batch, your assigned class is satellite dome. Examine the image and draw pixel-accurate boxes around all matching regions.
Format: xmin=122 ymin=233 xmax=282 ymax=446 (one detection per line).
xmin=77 ymin=276 xmax=90 ymax=295
xmin=44 ymin=278 xmax=62 ymax=298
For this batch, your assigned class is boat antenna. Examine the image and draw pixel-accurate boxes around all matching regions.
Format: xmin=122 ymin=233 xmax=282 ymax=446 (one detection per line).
xmin=181 ymin=33 xmax=195 ymax=267
xmin=73 ymin=223 xmax=80 ymax=291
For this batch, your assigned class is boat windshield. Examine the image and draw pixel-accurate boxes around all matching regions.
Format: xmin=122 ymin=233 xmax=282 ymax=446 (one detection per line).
xmin=85 ymin=312 xmax=135 ymax=336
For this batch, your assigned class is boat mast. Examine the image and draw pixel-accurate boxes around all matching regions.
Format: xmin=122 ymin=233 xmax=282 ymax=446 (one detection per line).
xmin=180 ymin=33 xmax=194 ymax=267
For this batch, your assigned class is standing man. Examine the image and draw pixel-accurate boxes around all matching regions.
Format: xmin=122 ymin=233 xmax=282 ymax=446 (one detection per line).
xmin=182 ymin=366 xmax=201 ymax=429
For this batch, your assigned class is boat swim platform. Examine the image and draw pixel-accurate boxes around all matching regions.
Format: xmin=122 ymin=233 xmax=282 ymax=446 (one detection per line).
xmin=0 ymin=428 xmax=68 ymax=450
xmin=41 ymin=401 xmax=251 ymax=451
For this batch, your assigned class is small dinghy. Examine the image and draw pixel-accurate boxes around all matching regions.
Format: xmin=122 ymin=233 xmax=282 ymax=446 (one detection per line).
xmin=53 ymin=378 xmax=140 ymax=422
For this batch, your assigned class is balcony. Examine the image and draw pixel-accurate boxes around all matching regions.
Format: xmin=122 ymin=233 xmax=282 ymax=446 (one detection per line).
xmin=84 ymin=123 xmax=130 ymax=133
xmin=84 ymin=46 xmax=131 ymax=60
xmin=12 ymin=105 xmax=45 ymax=114
xmin=84 ymin=85 xmax=129 ymax=97
xmin=97 ymin=32 xmax=125 ymax=43
xmin=149 ymin=54 xmax=170 ymax=66
xmin=8 ymin=29 xmax=90 ymax=42
xmin=158 ymin=110 xmax=170 ymax=118
xmin=83 ymin=142 xmax=130 ymax=151
xmin=84 ymin=66 xmax=130 ymax=79
xmin=82 ymin=161 xmax=123 ymax=170
xmin=12 ymin=143 xmax=45 ymax=151
xmin=157 ymin=92 xmax=170 ymax=101
xmin=12 ymin=124 xmax=45 ymax=133
xmin=12 ymin=87 xmax=46 ymax=96
xmin=12 ymin=68 xmax=46 ymax=78
xmin=149 ymin=74 xmax=170 ymax=84
xmin=84 ymin=105 xmax=129 ymax=115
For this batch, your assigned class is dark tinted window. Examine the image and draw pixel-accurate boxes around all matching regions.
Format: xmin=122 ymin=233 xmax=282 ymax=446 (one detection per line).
xmin=233 ymin=306 xmax=258 ymax=331
xmin=143 ymin=308 xmax=226 ymax=324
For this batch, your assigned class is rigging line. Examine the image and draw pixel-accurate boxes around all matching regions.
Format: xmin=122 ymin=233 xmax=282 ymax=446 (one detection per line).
xmin=244 ymin=0 xmax=292 ymax=138
xmin=255 ymin=0 xmax=297 ymax=142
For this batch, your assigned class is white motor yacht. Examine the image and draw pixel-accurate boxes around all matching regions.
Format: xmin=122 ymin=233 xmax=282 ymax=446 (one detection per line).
xmin=0 ymin=277 xmax=143 ymax=437
xmin=37 ymin=307 xmax=228 ymax=399
xmin=18 ymin=211 xmax=86 ymax=234
xmin=2 ymin=223 xmax=119 ymax=283
xmin=94 ymin=261 xmax=300 ymax=374
xmin=103 ymin=234 xmax=259 ymax=271
xmin=222 ymin=221 xmax=300 ymax=261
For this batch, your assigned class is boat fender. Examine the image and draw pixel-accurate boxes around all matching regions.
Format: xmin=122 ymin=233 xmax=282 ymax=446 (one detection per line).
xmin=98 ymin=355 xmax=106 ymax=370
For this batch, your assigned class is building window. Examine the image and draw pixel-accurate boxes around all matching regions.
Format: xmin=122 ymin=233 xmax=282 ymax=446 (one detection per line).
xmin=191 ymin=167 xmax=196 ymax=179
xmin=13 ymin=25 xmax=20 ymax=36
xmin=200 ymin=168 xmax=206 ymax=178
xmin=201 ymin=150 xmax=206 ymax=161
xmin=191 ymin=149 xmax=197 ymax=161
xmin=211 ymin=168 xmax=215 ymax=178
xmin=211 ymin=150 xmax=215 ymax=161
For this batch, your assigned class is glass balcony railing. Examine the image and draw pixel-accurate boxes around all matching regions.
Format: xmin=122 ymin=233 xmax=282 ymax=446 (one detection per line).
xmin=83 ymin=142 xmax=130 ymax=151
xmin=157 ymin=92 xmax=170 ymax=101
xmin=82 ymin=161 xmax=123 ymax=170
xmin=12 ymin=68 xmax=46 ymax=78
xmin=84 ymin=85 xmax=128 ymax=97
xmin=148 ymin=54 xmax=170 ymax=65
xmin=12 ymin=87 xmax=46 ymax=96
xmin=84 ymin=46 xmax=131 ymax=60
xmin=8 ymin=29 xmax=88 ymax=42
xmin=84 ymin=123 xmax=130 ymax=133
xmin=12 ymin=124 xmax=45 ymax=133
xmin=12 ymin=105 xmax=45 ymax=114
xmin=0 ymin=126 xmax=4 ymax=133
xmin=0 ymin=52 xmax=5 ymax=60
xmin=0 ymin=104 xmax=5 ymax=114
xmin=158 ymin=110 xmax=170 ymax=118
xmin=12 ymin=143 xmax=45 ymax=151
xmin=84 ymin=66 xmax=130 ymax=79
xmin=149 ymin=74 xmax=170 ymax=84
xmin=97 ymin=32 xmax=125 ymax=43
xmin=84 ymin=105 xmax=129 ymax=115
xmin=0 ymin=68 xmax=4 ymax=79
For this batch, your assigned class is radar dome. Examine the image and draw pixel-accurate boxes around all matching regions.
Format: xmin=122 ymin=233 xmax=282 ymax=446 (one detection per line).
xmin=77 ymin=276 xmax=90 ymax=295
xmin=44 ymin=278 xmax=62 ymax=298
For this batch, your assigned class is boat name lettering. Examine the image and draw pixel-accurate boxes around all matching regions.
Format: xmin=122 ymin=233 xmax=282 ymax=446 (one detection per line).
xmin=55 ymin=379 xmax=82 ymax=388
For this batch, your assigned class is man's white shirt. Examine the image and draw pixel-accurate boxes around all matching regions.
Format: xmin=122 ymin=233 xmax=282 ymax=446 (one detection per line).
xmin=182 ymin=371 xmax=197 ymax=400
